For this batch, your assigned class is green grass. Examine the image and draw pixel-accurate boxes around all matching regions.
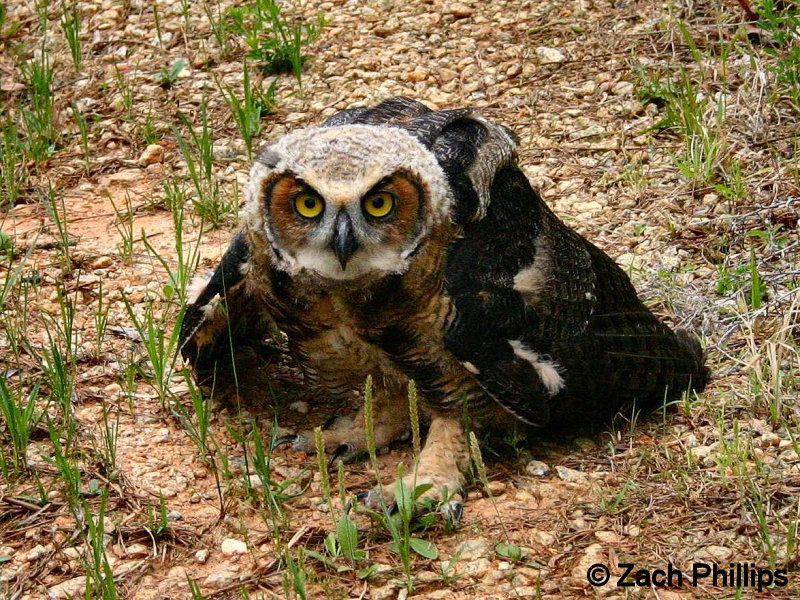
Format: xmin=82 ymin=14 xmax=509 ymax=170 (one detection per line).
xmin=156 ymin=57 xmax=188 ymax=89
xmin=0 ymin=118 xmax=26 ymax=208
xmin=227 ymin=0 xmax=326 ymax=84
xmin=204 ymin=0 xmax=233 ymax=58
xmin=71 ymin=102 xmax=91 ymax=174
xmin=93 ymin=279 xmax=110 ymax=357
xmin=175 ymin=101 xmax=238 ymax=227
xmin=219 ymin=61 xmax=277 ymax=160
xmin=108 ymin=191 xmax=136 ymax=263
xmin=80 ymin=492 xmax=121 ymax=599
xmin=638 ymin=67 xmax=727 ymax=187
xmin=0 ymin=377 xmax=43 ymax=475
xmin=19 ymin=39 xmax=59 ymax=165
xmin=112 ymin=62 xmax=135 ymax=118
xmin=121 ymin=294 xmax=183 ymax=408
xmin=758 ymin=0 xmax=800 ymax=109
xmin=59 ymin=0 xmax=82 ymax=72
xmin=42 ymin=185 xmax=73 ymax=274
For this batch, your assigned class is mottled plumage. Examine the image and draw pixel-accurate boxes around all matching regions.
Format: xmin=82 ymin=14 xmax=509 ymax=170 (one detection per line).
xmin=180 ymin=97 xmax=708 ymax=515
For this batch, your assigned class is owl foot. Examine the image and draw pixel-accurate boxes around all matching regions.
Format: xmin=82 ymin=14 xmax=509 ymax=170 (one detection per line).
xmin=356 ymin=478 xmax=468 ymax=524
xmin=272 ymin=415 xmax=409 ymax=465
xmin=352 ymin=415 xmax=470 ymax=523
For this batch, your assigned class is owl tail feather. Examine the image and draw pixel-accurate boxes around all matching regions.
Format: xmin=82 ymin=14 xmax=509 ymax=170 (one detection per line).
xmin=675 ymin=328 xmax=710 ymax=393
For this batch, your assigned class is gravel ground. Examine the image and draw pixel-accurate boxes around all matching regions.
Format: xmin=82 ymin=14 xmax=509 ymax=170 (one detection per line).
xmin=1 ymin=0 xmax=799 ymax=599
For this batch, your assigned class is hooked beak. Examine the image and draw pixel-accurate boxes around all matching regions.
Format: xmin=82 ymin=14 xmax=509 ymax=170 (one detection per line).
xmin=331 ymin=211 xmax=358 ymax=269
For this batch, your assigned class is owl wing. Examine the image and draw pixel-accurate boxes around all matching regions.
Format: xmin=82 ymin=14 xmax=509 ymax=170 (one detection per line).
xmin=424 ymin=113 xmax=706 ymax=425
xmin=442 ymin=164 xmax=598 ymax=425
xmin=179 ymin=231 xmax=276 ymax=383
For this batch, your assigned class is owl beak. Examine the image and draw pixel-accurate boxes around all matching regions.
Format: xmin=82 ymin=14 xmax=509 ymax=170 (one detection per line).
xmin=331 ymin=211 xmax=358 ymax=269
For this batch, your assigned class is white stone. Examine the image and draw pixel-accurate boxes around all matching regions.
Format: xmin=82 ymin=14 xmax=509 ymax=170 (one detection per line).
xmin=21 ymin=544 xmax=48 ymax=562
xmin=703 ymin=545 xmax=733 ymax=561
xmin=195 ymin=549 xmax=209 ymax=564
xmin=203 ymin=563 xmax=240 ymax=588
xmin=595 ymin=531 xmax=620 ymax=543
xmin=536 ymin=47 xmax=566 ymax=64
xmin=138 ymin=144 xmax=163 ymax=166
xmin=457 ymin=538 xmax=491 ymax=561
xmin=531 ymin=529 xmax=556 ymax=547
xmin=48 ymin=576 xmax=87 ymax=599
xmin=555 ymin=465 xmax=589 ymax=484
xmin=462 ymin=558 xmax=492 ymax=576
xmin=612 ymin=81 xmax=634 ymax=96
xmin=220 ymin=538 xmax=248 ymax=556
xmin=125 ymin=543 xmax=149 ymax=558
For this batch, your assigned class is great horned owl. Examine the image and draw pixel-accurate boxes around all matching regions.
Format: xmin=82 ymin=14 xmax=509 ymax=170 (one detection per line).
xmin=180 ymin=97 xmax=708 ymax=516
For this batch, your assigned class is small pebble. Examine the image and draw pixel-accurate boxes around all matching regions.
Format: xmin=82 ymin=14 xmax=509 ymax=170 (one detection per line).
xmin=448 ymin=4 xmax=474 ymax=18
xmin=486 ymin=480 xmax=506 ymax=496
xmin=536 ymin=47 xmax=566 ymax=64
xmin=138 ymin=144 xmax=164 ymax=165
xmin=91 ymin=256 xmax=113 ymax=270
xmin=220 ymin=538 xmax=248 ymax=556
xmin=525 ymin=460 xmax=550 ymax=477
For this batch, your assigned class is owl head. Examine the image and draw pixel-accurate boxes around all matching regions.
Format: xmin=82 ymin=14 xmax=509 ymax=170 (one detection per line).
xmin=245 ymin=98 xmax=518 ymax=281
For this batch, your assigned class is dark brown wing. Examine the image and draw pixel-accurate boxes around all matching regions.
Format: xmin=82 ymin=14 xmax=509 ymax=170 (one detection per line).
xmin=444 ymin=166 xmax=708 ymax=426
xmin=180 ymin=231 xmax=276 ymax=383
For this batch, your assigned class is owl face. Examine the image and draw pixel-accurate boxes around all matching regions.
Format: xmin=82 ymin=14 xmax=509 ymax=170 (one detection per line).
xmin=246 ymin=125 xmax=453 ymax=280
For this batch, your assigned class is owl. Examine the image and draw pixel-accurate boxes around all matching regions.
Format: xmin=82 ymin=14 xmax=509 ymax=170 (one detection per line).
xmin=180 ymin=97 xmax=708 ymax=518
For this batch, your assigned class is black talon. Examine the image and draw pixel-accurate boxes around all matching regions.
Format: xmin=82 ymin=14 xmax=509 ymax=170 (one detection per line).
xmin=272 ymin=434 xmax=300 ymax=450
xmin=321 ymin=414 xmax=339 ymax=429
xmin=451 ymin=502 xmax=463 ymax=522
xmin=440 ymin=500 xmax=463 ymax=525
xmin=329 ymin=443 xmax=353 ymax=468
xmin=346 ymin=491 xmax=370 ymax=515
xmin=457 ymin=486 xmax=469 ymax=502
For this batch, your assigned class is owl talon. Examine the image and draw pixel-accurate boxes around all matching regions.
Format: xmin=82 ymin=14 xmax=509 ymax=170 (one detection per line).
xmin=272 ymin=434 xmax=301 ymax=450
xmin=329 ymin=443 xmax=355 ymax=467
xmin=344 ymin=494 xmax=362 ymax=515
xmin=440 ymin=500 xmax=463 ymax=524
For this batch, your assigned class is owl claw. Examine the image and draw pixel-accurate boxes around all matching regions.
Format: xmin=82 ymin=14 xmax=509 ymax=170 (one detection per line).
xmin=457 ymin=486 xmax=468 ymax=502
xmin=440 ymin=500 xmax=463 ymax=524
xmin=350 ymin=487 xmax=462 ymax=523
xmin=329 ymin=443 xmax=355 ymax=467
xmin=272 ymin=434 xmax=301 ymax=450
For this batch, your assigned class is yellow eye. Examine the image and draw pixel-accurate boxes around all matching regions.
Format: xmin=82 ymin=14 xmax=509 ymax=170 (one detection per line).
xmin=362 ymin=192 xmax=394 ymax=218
xmin=294 ymin=193 xmax=324 ymax=219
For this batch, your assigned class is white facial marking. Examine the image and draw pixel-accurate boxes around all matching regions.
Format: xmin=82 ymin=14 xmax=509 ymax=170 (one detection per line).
xmin=509 ymin=340 xmax=565 ymax=395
